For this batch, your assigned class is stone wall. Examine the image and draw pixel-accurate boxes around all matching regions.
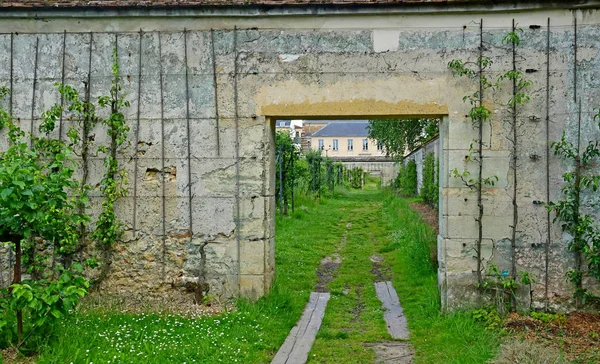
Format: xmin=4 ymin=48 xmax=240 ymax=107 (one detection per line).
xmin=404 ymin=137 xmax=439 ymax=195
xmin=0 ymin=6 xmax=598 ymax=309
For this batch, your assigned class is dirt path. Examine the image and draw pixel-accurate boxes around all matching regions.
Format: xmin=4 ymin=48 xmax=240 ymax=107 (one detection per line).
xmin=305 ymin=190 xmax=415 ymax=364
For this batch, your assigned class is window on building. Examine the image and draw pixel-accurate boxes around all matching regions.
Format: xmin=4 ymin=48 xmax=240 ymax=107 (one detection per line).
xmin=377 ymin=140 xmax=383 ymax=151
xmin=348 ymin=139 xmax=353 ymax=151
xmin=279 ymin=121 xmax=286 ymax=127
xmin=363 ymin=139 xmax=369 ymax=151
xmin=318 ymin=139 xmax=324 ymax=150
xmin=333 ymin=139 xmax=338 ymax=151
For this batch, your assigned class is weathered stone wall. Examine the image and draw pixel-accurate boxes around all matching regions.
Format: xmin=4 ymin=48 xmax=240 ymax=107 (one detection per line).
xmin=0 ymin=6 xmax=598 ymax=309
xmin=404 ymin=137 xmax=440 ymax=194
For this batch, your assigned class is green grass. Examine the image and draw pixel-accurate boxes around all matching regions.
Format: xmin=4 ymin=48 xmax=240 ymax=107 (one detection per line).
xmin=35 ymin=191 xmax=345 ymax=363
xmin=381 ymin=190 xmax=501 ymax=363
xmin=34 ymin=186 xmax=501 ymax=363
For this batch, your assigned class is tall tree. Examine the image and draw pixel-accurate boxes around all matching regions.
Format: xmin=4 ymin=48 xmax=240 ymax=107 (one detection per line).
xmin=367 ymin=118 xmax=438 ymax=161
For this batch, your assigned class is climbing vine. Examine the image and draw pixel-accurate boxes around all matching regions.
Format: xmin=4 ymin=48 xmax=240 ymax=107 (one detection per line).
xmin=547 ymin=108 xmax=600 ymax=305
xmin=92 ymin=48 xmax=130 ymax=284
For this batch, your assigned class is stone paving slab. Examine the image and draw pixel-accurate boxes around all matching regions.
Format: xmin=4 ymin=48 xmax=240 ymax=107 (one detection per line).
xmin=374 ymin=281 xmax=409 ymax=339
xmin=271 ymin=292 xmax=331 ymax=364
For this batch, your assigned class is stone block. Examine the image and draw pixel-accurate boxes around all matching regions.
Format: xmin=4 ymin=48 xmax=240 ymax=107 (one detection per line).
xmin=239 ymin=240 xmax=266 ymax=275
xmin=190 ymin=196 xmax=236 ymax=238
xmin=239 ymin=274 xmax=266 ymax=300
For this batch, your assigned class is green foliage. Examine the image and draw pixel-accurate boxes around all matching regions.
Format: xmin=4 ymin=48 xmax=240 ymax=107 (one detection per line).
xmin=0 ymin=85 xmax=91 ymax=351
xmin=92 ymin=48 xmax=130 ymax=281
xmin=481 ymin=263 xmax=536 ymax=313
xmin=0 ymin=49 xmax=129 ymax=354
xmin=421 ymin=152 xmax=438 ymax=207
xmin=275 ymin=131 xmax=300 ymax=214
xmin=382 ymin=191 xmax=501 ymax=362
xmin=396 ymin=160 xmax=417 ymax=196
xmin=472 ymin=308 xmax=503 ymax=330
xmin=481 ymin=264 xmax=518 ymax=314
xmin=349 ymin=167 xmax=364 ymax=189
xmin=448 ymin=29 xmax=531 ymax=296
xmin=367 ymin=118 xmax=438 ymax=161
xmin=547 ymin=117 xmax=600 ymax=304
xmin=530 ymin=311 xmax=566 ymax=326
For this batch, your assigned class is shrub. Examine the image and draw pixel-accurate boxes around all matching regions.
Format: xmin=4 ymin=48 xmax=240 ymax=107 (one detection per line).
xmin=397 ymin=159 xmax=417 ymax=196
xmin=421 ymin=152 xmax=439 ymax=207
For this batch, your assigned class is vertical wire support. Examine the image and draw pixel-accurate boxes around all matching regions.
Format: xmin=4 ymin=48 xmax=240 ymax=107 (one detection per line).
xmin=158 ymin=31 xmax=167 ymax=281
xmin=9 ymin=33 xmax=13 ymax=114
xmin=132 ymin=29 xmax=143 ymax=236
xmin=210 ymin=29 xmax=221 ymax=156
xmin=233 ymin=26 xmax=241 ymax=291
xmin=30 ymin=37 xmax=40 ymax=146
xmin=575 ymin=100 xmax=583 ymax=296
xmin=510 ymin=19 xmax=518 ymax=308
xmin=277 ymin=149 xmax=282 ymax=214
xmin=58 ymin=30 xmax=67 ymax=141
xmin=87 ymin=33 xmax=93 ymax=100
xmin=476 ymin=19 xmax=484 ymax=288
xmin=114 ymin=34 xmax=119 ymax=100
xmin=183 ymin=29 xmax=193 ymax=239
xmin=76 ymin=31 xmax=94 ymax=266
xmin=8 ymin=32 xmax=14 ymax=285
xmin=291 ymin=152 xmax=295 ymax=214
xmin=544 ymin=17 xmax=551 ymax=311
xmin=573 ymin=16 xmax=577 ymax=103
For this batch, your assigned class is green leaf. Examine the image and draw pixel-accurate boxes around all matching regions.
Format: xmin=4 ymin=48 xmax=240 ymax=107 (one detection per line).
xmin=1 ymin=187 xmax=13 ymax=200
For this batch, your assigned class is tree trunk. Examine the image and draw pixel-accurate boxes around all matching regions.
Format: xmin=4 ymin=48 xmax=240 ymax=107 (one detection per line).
xmin=13 ymin=238 xmax=22 ymax=345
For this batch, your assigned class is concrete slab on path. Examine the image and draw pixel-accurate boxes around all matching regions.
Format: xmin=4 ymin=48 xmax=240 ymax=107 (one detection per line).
xmin=374 ymin=281 xmax=409 ymax=339
xmin=271 ymin=292 xmax=331 ymax=364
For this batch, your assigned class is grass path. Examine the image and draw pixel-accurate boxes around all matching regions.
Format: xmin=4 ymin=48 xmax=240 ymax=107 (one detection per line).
xmin=35 ymin=186 xmax=501 ymax=363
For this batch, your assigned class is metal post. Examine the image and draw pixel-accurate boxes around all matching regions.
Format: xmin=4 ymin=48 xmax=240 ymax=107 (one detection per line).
xmin=574 ymin=16 xmax=577 ymax=103
xmin=58 ymin=30 xmax=67 ymax=141
xmin=7 ymin=33 xmax=13 ymax=285
xmin=30 ymin=37 xmax=39 ymax=145
xmin=132 ymin=29 xmax=143 ymax=236
xmin=544 ymin=17 xmax=551 ymax=311
xmin=233 ymin=26 xmax=241 ymax=291
xmin=291 ymin=151 xmax=295 ymax=214
xmin=278 ymin=149 xmax=283 ymax=215
xmin=476 ymin=19 xmax=484 ymax=288
xmin=158 ymin=31 xmax=167 ymax=281
xmin=211 ymin=29 xmax=221 ymax=156
xmin=184 ymin=29 xmax=194 ymax=239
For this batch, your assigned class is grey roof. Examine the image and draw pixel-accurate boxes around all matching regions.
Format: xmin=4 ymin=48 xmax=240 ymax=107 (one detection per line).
xmin=312 ymin=121 xmax=369 ymax=137
xmin=275 ymin=120 xmax=291 ymax=127
xmin=304 ymin=119 xmax=367 ymax=124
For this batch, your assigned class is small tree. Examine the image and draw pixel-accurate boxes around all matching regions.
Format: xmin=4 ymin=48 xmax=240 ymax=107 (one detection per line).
xmin=398 ymin=159 xmax=418 ymax=197
xmin=0 ymin=86 xmax=90 ymax=350
xmin=275 ymin=131 xmax=299 ymax=214
xmin=421 ymin=152 xmax=438 ymax=207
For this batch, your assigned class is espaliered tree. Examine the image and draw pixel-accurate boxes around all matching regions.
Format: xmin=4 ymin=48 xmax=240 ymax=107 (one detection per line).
xmin=0 ymin=86 xmax=90 ymax=349
xmin=275 ymin=131 xmax=299 ymax=215
xmin=448 ymin=24 xmax=540 ymax=312
xmin=92 ymin=48 xmax=130 ymax=284
xmin=0 ymin=49 xmax=129 ymax=353
xmin=547 ymin=107 xmax=600 ymax=306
